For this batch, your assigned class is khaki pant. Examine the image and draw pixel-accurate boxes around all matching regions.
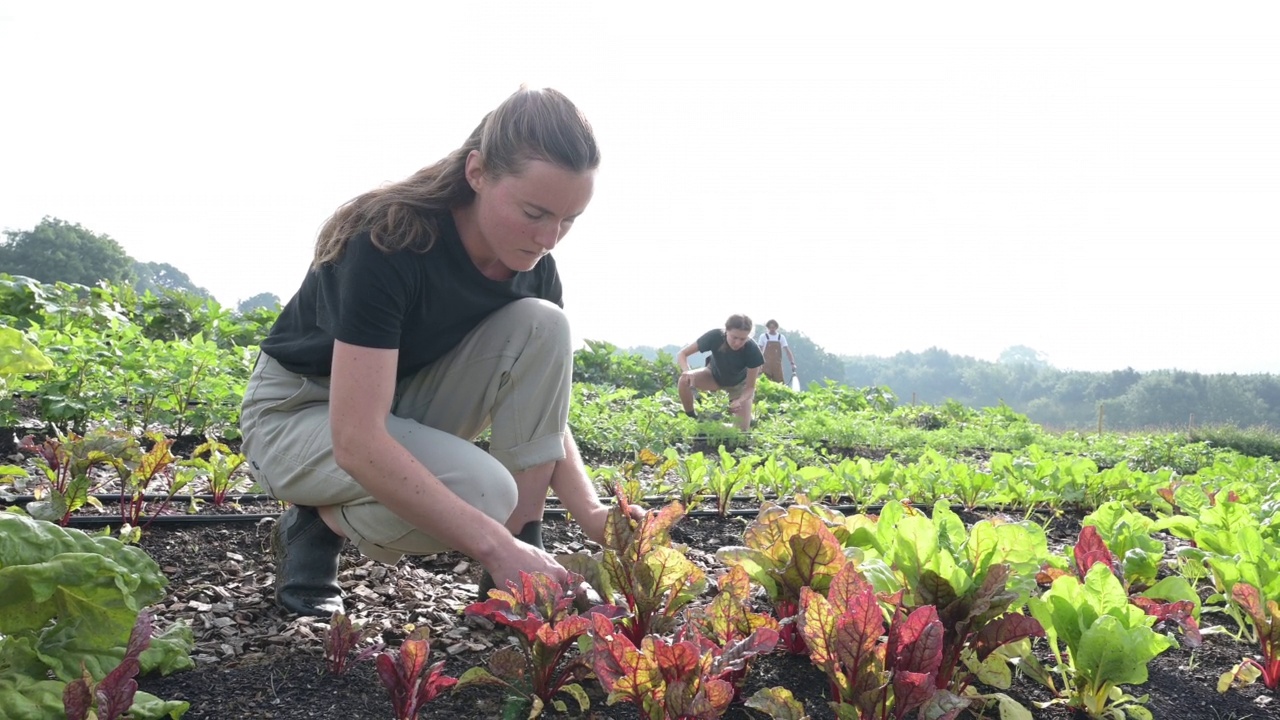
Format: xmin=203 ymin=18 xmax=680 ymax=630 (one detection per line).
xmin=240 ymin=299 xmax=571 ymax=564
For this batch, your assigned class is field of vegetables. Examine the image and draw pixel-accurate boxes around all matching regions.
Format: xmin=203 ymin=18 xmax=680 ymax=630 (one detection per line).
xmin=1 ymin=276 xmax=1278 ymax=720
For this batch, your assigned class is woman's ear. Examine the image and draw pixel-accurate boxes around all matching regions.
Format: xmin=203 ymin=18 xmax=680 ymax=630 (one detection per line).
xmin=464 ymin=150 xmax=486 ymax=192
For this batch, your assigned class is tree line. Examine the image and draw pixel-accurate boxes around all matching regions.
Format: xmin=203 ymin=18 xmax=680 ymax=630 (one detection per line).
xmin=0 ymin=217 xmax=279 ymax=312
xmin=844 ymin=347 xmax=1280 ymax=431
xmin=634 ymin=336 xmax=1280 ymax=431
xmin=7 ymin=217 xmax=1276 ymax=431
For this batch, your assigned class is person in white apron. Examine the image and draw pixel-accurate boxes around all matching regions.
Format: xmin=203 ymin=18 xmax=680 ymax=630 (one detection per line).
xmin=756 ymin=319 xmax=797 ymax=384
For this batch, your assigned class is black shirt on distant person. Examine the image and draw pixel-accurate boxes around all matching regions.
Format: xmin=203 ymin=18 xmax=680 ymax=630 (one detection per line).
xmin=696 ymin=329 xmax=764 ymax=387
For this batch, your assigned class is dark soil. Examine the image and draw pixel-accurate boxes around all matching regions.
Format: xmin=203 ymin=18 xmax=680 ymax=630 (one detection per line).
xmin=126 ymin=507 xmax=1278 ymax=720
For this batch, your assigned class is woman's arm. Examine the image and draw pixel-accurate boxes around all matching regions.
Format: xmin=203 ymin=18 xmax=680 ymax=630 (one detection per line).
xmin=550 ymin=431 xmax=643 ymax=541
xmin=729 ymin=366 xmax=762 ymax=412
xmin=675 ymin=342 xmax=699 ymax=372
xmin=328 ymin=340 xmax=563 ymax=580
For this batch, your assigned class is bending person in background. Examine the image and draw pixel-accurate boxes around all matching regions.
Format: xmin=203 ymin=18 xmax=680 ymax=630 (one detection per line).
xmin=676 ymin=314 xmax=764 ymax=431
xmin=757 ymin=319 xmax=797 ymax=384
xmin=239 ymin=88 xmax=637 ymax=618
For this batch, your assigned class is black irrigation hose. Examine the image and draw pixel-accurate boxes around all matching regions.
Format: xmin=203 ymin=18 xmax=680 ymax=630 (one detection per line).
xmin=3 ymin=493 xmax=278 ymax=504
xmin=57 ymin=514 xmax=280 ymax=527
xmin=9 ymin=499 xmax=1084 ymax=529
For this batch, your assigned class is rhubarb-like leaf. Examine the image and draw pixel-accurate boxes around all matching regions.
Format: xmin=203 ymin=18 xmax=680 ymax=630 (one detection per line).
xmin=324 ymin=612 xmax=383 ymax=675
xmin=888 ymin=605 xmax=943 ymax=677
xmin=1073 ymin=525 xmax=1116 ymax=579
xmin=666 ymin=676 xmax=734 ymax=718
xmin=653 ymin=640 xmax=700 ymax=687
xmin=968 ymin=613 xmax=1044 ymax=662
xmin=719 ymin=502 xmax=851 ymax=657
xmin=1130 ymin=597 xmax=1201 ymax=647
xmin=375 ymin=628 xmax=457 ymax=720
xmin=889 ymin=670 xmax=934 ymax=719
xmin=1230 ymin=582 xmax=1280 ymax=689
xmin=798 ymin=580 xmax=886 ymax=705
xmin=777 ymin=527 xmax=846 ymax=600
xmin=693 ymin=566 xmax=781 ymax=647
xmin=62 ymin=670 xmax=93 ymax=720
xmin=710 ymin=627 xmax=780 ymax=677
xmin=589 ymin=615 xmax=659 ymax=709
xmin=745 ymin=686 xmax=810 ymax=719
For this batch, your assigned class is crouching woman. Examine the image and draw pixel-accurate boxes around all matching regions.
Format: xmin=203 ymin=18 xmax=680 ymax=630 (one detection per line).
xmin=239 ymin=88 xmax=627 ymax=617
xmin=675 ymin=314 xmax=764 ymax=431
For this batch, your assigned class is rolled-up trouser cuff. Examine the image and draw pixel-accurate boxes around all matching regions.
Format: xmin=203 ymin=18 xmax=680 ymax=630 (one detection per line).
xmin=495 ymin=431 xmax=568 ymax=473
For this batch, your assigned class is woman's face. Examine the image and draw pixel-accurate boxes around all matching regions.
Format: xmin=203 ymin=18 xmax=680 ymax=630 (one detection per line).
xmin=462 ymin=153 xmax=595 ymax=279
xmin=725 ymin=328 xmax=751 ymax=350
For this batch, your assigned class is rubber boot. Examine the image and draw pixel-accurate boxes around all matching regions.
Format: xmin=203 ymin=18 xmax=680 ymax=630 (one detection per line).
xmin=272 ymin=504 xmax=345 ymax=617
xmin=477 ymin=520 xmax=543 ymax=599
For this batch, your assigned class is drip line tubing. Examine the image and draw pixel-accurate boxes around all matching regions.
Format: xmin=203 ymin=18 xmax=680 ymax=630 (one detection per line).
xmin=3 ymin=493 xmax=278 ymax=504
xmin=53 ymin=514 xmax=280 ymax=527
xmin=16 ymin=500 xmax=1081 ymax=529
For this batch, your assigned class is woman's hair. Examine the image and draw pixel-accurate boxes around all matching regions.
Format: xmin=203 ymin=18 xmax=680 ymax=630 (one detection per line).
xmin=724 ymin=314 xmax=753 ymax=332
xmin=311 ymin=87 xmax=599 ymax=268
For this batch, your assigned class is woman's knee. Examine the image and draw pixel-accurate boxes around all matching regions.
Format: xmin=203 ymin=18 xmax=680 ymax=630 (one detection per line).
xmin=440 ymin=452 xmax=519 ymax=523
xmin=503 ymin=299 xmax=570 ymax=349
xmin=391 ymin=420 xmax=519 ymax=522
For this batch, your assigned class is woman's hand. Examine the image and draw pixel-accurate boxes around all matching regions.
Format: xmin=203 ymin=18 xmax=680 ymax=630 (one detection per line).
xmin=578 ymin=502 xmax=647 ymax=545
xmin=483 ymin=539 xmax=577 ymax=594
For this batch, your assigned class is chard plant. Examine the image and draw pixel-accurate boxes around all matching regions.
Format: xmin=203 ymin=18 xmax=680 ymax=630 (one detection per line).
xmin=1024 ymin=563 xmax=1174 ymax=720
xmin=18 ymin=429 xmax=129 ymax=525
xmin=1039 ymin=524 xmax=1202 ymax=645
xmin=1218 ymin=581 xmax=1280 ymax=692
xmin=323 ymin=612 xmax=384 ymax=676
xmin=0 ymin=514 xmax=193 ymax=718
xmin=587 ymin=613 xmax=780 ymax=720
xmin=1166 ymin=498 xmax=1280 ymax=643
xmin=1081 ymin=502 xmax=1167 ymax=591
xmin=792 ymin=562 xmax=969 ymax=720
xmin=716 ymin=498 xmax=851 ymax=654
xmin=1037 ymin=525 xmax=1120 ymax=586
xmin=560 ymin=489 xmax=707 ymax=645
xmin=114 ymin=433 xmax=193 ymax=530
xmin=180 ymin=438 xmax=248 ymax=506
xmin=685 ymin=565 xmax=781 ymax=701
xmin=743 ymin=687 xmax=810 ymax=720
xmin=0 ymin=324 xmax=52 ymax=425
xmin=753 ymin=453 xmax=801 ymax=502
xmin=460 ymin=571 xmax=624 ymax=718
xmin=828 ymin=456 xmax=898 ymax=509
xmin=62 ymin=612 xmax=176 ymax=720
xmin=375 ymin=626 xmax=457 ymax=720
xmin=989 ymin=448 xmax=1099 ymax=514
xmin=706 ymin=446 xmax=761 ymax=516
xmin=1129 ymin=576 xmax=1203 ymax=647
xmin=840 ymin=500 xmax=1047 ymax=698
xmin=669 ymin=447 xmax=710 ymax=509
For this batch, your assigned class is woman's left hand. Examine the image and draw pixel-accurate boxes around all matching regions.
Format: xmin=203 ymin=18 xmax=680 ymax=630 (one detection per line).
xmin=579 ymin=502 xmax=647 ymax=545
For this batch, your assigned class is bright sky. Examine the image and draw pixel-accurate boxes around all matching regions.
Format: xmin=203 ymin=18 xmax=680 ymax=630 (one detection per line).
xmin=2 ymin=2 xmax=1277 ymax=374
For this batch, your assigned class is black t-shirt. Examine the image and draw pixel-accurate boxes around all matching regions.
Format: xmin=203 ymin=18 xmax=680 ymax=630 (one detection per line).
xmin=696 ymin=329 xmax=764 ymax=387
xmin=260 ymin=213 xmax=562 ymax=379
